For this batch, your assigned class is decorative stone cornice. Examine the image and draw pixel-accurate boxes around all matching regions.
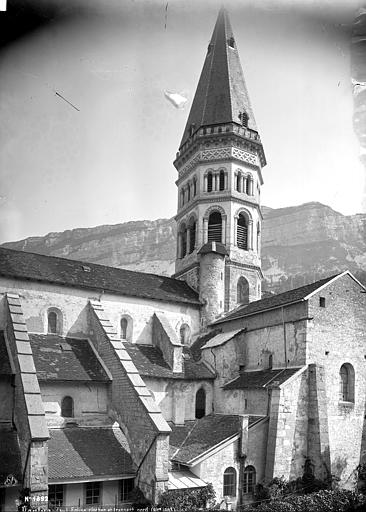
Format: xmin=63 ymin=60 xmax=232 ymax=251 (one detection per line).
xmin=176 ymin=146 xmax=261 ymax=183
xmin=175 ymin=195 xmax=262 ymax=221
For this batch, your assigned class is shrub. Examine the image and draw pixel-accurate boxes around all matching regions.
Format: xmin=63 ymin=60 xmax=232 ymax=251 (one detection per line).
xmin=158 ymin=483 xmax=216 ymax=511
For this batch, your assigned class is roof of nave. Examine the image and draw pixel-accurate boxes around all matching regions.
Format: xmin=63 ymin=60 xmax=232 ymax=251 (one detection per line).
xmin=29 ymin=334 xmax=111 ymax=382
xmin=223 ymin=367 xmax=303 ymax=390
xmin=0 ymin=331 xmax=13 ymax=375
xmin=0 ymin=247 xmax=200 ymax=306
xmin=180 ymin=7 xmax=258 ymax=148
xmin=124 ymin=342 xmax=216 ymax=380
xmin=170 ymin=414 xmax=266 ymax=465
xmin=212 ymin=273 xmax=345 ymax=325
xmin=48 ymin=426 xmax=135 ymax=482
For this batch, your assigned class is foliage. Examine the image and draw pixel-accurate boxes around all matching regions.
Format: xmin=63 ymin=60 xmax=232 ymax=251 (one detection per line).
xmin=242 ymin=489 xmax=366 ymax=512
xmin=158 ymin=483 xmax=216 ymax=511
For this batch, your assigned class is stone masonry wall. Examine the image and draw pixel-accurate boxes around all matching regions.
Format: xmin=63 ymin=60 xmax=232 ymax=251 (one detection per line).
xmin=306 ymin=274 xmax=366 ymax=488
xmin=265 ymin=369 xmax=308 ymax=482
xmin=88 ymin=301 xmax=170 ymax=502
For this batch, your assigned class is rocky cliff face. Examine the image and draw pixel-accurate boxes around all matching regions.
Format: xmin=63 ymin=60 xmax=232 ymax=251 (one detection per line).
xmin=3 ymin=202 xmax=366 ymax=293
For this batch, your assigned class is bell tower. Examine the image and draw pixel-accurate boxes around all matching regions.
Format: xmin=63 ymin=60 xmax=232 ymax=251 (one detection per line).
xmin=173 ymin=8 xmax=266 ymax=323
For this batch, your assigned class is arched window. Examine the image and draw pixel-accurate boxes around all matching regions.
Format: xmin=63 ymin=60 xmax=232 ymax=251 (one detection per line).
xmin=180 ymin=189 xmax=184 ymax=207
xmin=61 ymin=396 xmax=74 ymax=418
xmin=189 ymin=220 xmax=196 ymax=254
xmin=268 ymin=354 xmax=273 ymax=369
xmin=246 ymin=175 xmax=254 ymax=196
xmin=187 ymin=185 xmax=191 ymax=202
xmin=121 ymin=318 xmax=128 ymax=340
xmin=237 ymin=277 xmax=249 ymax=305
xmin=195 ymin=388 xmax=206 ymax=419
xmin=223 ymin=467 xmax=236 ymax=497
xmin=237 ymin=214 xmax=248 ymax=249
xmin=180 ymin=323 xmax=191 ymax=345
xmin=236 ymin=173 xmax=241 ymax=192
xmin=47 ymin=309 xmax=62 ymax=334
xmin=219 ymin=170 xmax=225 ymax=191
xmin=243 ymin=466 xmax=256 ymax=494
xmin=207 ymin=172 xmax=213 ymax=193
xmin=193 ymin=177 xmax=197 ymax=196
xmin=181 ymin=223 xmax=187 ymax=257
xmin=257 ymin=222 xmax=261 ymax=252
xmin=339 ymin=363 xmax=355 ymax=402
xmin=208 ymin=211 xmax=222 ymax=243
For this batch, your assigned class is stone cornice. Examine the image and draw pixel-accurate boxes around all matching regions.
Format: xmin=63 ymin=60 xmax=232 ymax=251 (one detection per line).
xmin=175 ymin=145 xmax=264 ymax=186
xmin=225 ymin=260 xmax=264 ymax=279
xmin=175 ymin=195 xmax=263 ymax=222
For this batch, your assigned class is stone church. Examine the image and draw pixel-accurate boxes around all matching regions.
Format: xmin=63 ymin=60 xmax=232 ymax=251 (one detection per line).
xmin=1 ymin=7 xmax=366 ymax=511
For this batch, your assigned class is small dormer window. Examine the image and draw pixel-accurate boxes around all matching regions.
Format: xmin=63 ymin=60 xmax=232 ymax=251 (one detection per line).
xmin=207 ymin=43 xmax=213 ymax=54
xmin=189 ymin=123 xmax=196 ymax=136
xmin=227 ymin=36 xmax=235 ymax=48
xmin=239 ymin=111 xmax=249 ymax=127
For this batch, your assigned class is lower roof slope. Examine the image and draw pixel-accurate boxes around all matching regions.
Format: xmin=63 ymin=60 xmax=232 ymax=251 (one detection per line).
xmin=124 ymin=343 xmax=215 ymax=380
xmin=30 ymin=334 xmax=111 ymax=382
xmin=0 ymin=247 xmax=200 ymax=306
xmin=48 ymin=427 xmax=135 ymax=482
xmin=224 ymin=367 xmax=302 ymax=390
xmin=170 ymin=414 xmax=265 ymax=465
xmin=213 ymin=274 xmax=340 ymax=324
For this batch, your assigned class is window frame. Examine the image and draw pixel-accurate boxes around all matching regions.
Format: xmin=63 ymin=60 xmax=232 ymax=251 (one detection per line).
xmin=48 ymin=484 xmax=64 ymax=508
xmin=120 ymin=478 xmax=135 ymax=502
xmin=223 ymin=467 xmax=237 ymax=497
xmin=61 ymin=396 xmax=74 ymax=418
xmin=85 ymin=482 xmax=101 ymax=505
xmin=243 ymin=465 xmax=256 ymax=494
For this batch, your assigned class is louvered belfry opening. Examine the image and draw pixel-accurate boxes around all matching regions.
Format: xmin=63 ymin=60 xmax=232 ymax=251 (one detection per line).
xmin=237 ymin=214 xmax=248 ymax=249
xmin=208 ymin=212 xmax=222 ymax=243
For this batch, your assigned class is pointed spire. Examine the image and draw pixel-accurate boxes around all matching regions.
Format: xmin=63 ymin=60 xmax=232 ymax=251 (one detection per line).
xmin=180 ymin=7 xmax=258 ymax=148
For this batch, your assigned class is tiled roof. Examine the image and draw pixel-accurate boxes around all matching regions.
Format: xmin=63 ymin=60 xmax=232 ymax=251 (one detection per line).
xmin=124 ymin=343 xmax=215 ymax=380
xmin=0 ymin=430 xmax=22 ymax=484
xmin=223 ymin=368 xmax=303 ymax=390
xmin=48 ymin=427 xmax=135 ymax=481
xmin=180 ymin=8 xmax=258 ymax=147
xmin=0 ymin=331 xmax=12 ymax=375
xmin=213 ymin=274 xmax=339 ymax=324
xmin=201 ymin=329 xmax=244 ymax=349
xmin=168 ymin=470 xmax=207 ymax=490
xmin=190 ymin=329 xmax=222 ymax=362
xmin=29 ymin=334 xmax=111 ymax=382
xmin=0 ymin=247 xmax=200 ymax=306
xmin=170 ymin=414 xmax=245 ymax=464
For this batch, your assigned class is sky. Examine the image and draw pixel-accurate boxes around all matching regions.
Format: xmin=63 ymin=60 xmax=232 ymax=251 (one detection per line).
xmin=0 ymin=0 xmax=365 ymax=244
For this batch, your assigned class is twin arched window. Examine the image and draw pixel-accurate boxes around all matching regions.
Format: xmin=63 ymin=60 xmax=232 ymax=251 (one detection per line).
xmin=223 ymin=467 xmax=236 ymax=497
xmin=235 ymin=172 xmax=254 ymax=195
xmin=180 ymin=177 xmax=197 ymax=207
xmin=178 ymin=218 xmax=197 ymax=259
xmin=205 ymin=170 xmax=228 ymax=193
xmin=339 ymin=363 xmax=355 ymax=402
xmin=61 ymin=396 xmax=74 ymax=418
xmin=47 ymin=308 xmax=63 ymax=334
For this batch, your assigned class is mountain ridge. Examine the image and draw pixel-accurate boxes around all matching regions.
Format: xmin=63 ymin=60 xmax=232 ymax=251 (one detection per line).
xmin=2 ymin=202 xmax=366 ymax=294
